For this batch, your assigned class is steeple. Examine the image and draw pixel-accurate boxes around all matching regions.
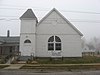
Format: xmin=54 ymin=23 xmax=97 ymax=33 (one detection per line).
xmin=20 ymin=9 xmax=37 ymax=57
xmin=20 ymin=9 xmax=37 ymax=20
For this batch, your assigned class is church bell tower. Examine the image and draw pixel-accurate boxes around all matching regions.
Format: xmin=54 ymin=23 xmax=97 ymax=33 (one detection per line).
xmin=20 ymin=9 xmax=38 ymax=57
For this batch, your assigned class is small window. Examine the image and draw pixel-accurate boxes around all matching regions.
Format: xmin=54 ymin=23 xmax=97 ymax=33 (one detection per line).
xmin=24 ymin=39 xmax=31 ymax=43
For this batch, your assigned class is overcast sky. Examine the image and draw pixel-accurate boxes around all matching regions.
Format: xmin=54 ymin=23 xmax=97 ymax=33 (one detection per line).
xmin=0 ymin=0 xmax=100 ymax=41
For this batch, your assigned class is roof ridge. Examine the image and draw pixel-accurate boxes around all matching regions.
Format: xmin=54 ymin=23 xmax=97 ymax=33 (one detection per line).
xmin=37 ymin=8 xmax=83 ymax=36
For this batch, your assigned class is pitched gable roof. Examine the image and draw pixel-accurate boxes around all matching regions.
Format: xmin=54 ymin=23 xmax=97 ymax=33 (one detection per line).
xmin=20 ymin=9 xmax=37 ymax=20
xmin=38 ymin=8 xmax=83 ymax=36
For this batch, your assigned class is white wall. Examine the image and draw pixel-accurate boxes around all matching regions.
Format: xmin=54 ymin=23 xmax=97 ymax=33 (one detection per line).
xmin=36 ymin=10 xmax=82 ymax=57
xmin=21 ymin=20 xmax=36 ymax=34
xmin=37 ymin=11 xmax=78 ymax=35
xmin=36 ymin=35 xmax=82 ymax=57
xmin=20 ymin=9 xmax=82 ymax=57
xmin=20 ymin=34 xmax=35 ymax=56
xmin=20 ymin=19 xmax=36 ymax=56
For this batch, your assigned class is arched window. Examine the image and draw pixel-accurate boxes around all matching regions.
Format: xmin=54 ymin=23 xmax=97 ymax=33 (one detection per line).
xmin=55 ymin=36 xmax=61 ymax=42
xmin=48 ymin=36 xmax=61 ymax=51
xmin=24 ymin=39 xmax=31 ymax=43
xmin=48 ymin=36 xmax=54 ymax=42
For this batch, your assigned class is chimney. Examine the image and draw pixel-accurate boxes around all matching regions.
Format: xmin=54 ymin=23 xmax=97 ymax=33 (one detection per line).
xmin=7 ymin=30 xmax=10 ymax=37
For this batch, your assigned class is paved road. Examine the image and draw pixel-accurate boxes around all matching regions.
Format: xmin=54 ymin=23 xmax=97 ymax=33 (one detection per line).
xmin=0 ymin=70 xmax=100 ymax=75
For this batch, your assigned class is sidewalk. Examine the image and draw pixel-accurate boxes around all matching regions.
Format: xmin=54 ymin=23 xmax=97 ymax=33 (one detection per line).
xmin=3 ymin=64 xmax=24 ymax=69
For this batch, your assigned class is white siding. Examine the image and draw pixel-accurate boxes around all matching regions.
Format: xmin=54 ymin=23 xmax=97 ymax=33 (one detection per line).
xmin=20 ymin=9 xmax=82 ymax=57
xmin=37 ymin=11 xmax=78 ymax=35
xmin=20 ymin=19 xmax=36 ymax=56
xmin=20 ymin=34 xmax=35 ymax=56
xmin=21 ymin=20 xmax=36 ymax=34
xmin=36 ymin=35 xmax=82 ymax=57
xmin=36 ymin=10 xmax=82 ymax=57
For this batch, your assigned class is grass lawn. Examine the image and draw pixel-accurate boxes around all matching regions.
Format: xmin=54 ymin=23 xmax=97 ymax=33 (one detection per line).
xmin=34 ymin=56 xmax=100 ymax=64
xmin=20 ymin=56 xmax=100 ymax=70
xmin=20 ymin=64 xmax=100 ymax=71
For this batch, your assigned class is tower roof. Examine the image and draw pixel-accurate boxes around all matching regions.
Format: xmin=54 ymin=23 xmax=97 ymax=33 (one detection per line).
xmin=20 ymin=9 xmax=37 ymax=20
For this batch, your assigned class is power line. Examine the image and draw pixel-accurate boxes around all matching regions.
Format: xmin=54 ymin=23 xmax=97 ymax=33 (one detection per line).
xmin=0 ymin=4 xmax=41 ymax=8
xmin=0 ymin=7 xmax=25 ymax=10
xmin=61 ymin=10 xmax=100 ymax=14
xmin=0 ymin=15 xmax=19 ymax=17
xmin=0 ymin=7 xmax=100 ymax=15
xmin=71 ymin=21 xmax=100 ymax=23
xmin=0 ymin=18 xmax=100 ymax=23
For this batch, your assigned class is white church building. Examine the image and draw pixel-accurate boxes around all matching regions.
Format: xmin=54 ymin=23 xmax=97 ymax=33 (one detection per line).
xmin=20 ymin=8 xmax=83 ymax=58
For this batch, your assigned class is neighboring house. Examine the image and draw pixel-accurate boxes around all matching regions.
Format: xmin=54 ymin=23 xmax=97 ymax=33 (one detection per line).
xmin=0 ymin=30 xmax=20 ymax=57
xmin=20 ymin=8 xmax=83 ymax=59
xmin=82 ymin=45 xmax=95 ymax=56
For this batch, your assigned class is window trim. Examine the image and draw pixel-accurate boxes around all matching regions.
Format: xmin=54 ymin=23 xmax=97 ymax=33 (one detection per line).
xmin=48 ymin=36 xmax=61 ymax=51
xmin=24 ymin=39 xmax=31 ymax=43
